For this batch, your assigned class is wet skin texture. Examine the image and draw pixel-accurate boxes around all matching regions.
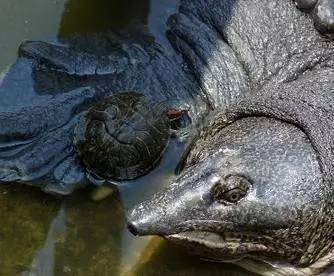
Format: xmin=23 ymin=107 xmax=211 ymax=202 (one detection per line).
xmin=1 ymin=0 xmax=334 ymax=273
xmin=129 ymin=117 xmax=325 ymax=264
xmin=296 ymin=0 xmax=334 ymax=38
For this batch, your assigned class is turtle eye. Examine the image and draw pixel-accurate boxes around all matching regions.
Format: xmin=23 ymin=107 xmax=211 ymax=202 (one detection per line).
xmin=212 ymin=175 xmax=251 ymax=204
xmin=219 ymin=188 xmax=247 ymax=203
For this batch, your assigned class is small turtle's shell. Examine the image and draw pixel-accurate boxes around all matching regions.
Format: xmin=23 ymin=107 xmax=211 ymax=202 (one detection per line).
xmin=74 ymin=92 xmax=170 ymax=180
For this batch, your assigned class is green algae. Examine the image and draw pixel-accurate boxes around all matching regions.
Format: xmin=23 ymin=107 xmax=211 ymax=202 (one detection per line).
xmin=126 ymin=237 xmax=255 ymax=276
xmin=54 ymin=190 xmax=125 ymax=276
xmin=0 ymin=185 xmax=126 ymax=276
xmin=0 ymin=185 xmax=60 ymax=275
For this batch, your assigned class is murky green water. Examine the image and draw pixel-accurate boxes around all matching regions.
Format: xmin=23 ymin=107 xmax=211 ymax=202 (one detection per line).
xmin=0 ymin=0 xmax=253 ymax=275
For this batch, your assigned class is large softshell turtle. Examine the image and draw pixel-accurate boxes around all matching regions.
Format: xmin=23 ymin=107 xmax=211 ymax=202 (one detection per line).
xmin=1 ymin=0 xmax=334 ymax=274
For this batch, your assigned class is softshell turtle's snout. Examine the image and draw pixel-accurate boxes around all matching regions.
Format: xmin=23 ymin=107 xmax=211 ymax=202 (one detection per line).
xmin=127 ymin=221 xmax=139 ymax=236
xmin=127 ymin=161 xmax=223 ymax=237
xmin=127 ymin=193 xmax=183 ymax=236
xmin=127 ymin=203 xmax=159 ymax=236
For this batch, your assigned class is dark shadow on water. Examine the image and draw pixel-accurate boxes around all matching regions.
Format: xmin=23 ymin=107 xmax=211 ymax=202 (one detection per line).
xmin=58 ymin=0 xmax=150 ymax=38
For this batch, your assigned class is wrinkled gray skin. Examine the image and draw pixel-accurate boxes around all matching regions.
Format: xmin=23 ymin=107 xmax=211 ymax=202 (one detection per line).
xmin=295 ymin=0 xmax=334 ymax=38
xmin=1 ymin=0 xmax=334 ymax=273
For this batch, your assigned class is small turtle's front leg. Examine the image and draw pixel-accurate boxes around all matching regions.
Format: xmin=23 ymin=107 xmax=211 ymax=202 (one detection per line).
xmin=295 ymin=0 xmax=334 ymax=39
xmin=167 ymin=108 xmax=191 ymax=141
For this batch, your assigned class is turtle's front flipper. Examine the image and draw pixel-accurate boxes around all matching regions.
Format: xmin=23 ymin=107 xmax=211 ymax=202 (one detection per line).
xmin=0 ymin=125 xmax=87 ymax=196
xmin=19 ymin=40 xmax=127 ymax=76
xmin=0 ymin=106 xmax=88 ymax=195
xmin=0 ymin=59 xmax=95 ymax=194
xmin=295 ymin=0 xmax=334 ymax=39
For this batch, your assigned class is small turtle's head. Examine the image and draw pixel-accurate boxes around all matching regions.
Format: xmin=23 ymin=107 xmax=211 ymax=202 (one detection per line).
xmin=128 ymin=116 xmax=328 ymax=265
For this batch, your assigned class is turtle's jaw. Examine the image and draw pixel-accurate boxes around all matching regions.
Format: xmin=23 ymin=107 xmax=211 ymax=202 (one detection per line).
xmin=165 ymin=231 xmax=269 ymax=262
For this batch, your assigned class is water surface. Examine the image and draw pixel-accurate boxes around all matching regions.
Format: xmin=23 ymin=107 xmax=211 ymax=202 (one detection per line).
xmin=0 ymin=0 xmax=253 ymax=275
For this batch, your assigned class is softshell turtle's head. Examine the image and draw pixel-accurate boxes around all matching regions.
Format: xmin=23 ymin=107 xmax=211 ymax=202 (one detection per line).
xmin=128 ymin=116 xmax=331 ymax=267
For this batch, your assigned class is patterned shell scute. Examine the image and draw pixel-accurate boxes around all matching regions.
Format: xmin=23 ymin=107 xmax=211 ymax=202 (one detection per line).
xmin=74 ymin=92 xmax=170 ymax=180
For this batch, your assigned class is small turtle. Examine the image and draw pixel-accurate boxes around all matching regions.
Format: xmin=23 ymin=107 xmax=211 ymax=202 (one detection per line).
xmin=74 ymin=91 xmax=184 ymax=181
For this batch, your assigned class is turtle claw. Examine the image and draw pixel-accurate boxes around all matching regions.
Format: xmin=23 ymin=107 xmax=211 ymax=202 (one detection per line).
xmin=295 ymin=0 xmax=334 ymax=39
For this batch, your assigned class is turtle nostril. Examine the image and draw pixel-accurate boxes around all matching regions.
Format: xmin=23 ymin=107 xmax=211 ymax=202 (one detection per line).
xmin=127 ymin=222 xmax=139 ymax=236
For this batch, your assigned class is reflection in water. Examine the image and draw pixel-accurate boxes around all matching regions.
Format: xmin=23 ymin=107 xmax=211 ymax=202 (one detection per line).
xmin=53 ymin=190 xmax=125 ymax=276
xmin=0 ymin=185 xmax=60 ymax=275
xmin=27 ymin=205 xmax=66 ymax=276
xmin=0 ymin=184 xmax=125 ymax=276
